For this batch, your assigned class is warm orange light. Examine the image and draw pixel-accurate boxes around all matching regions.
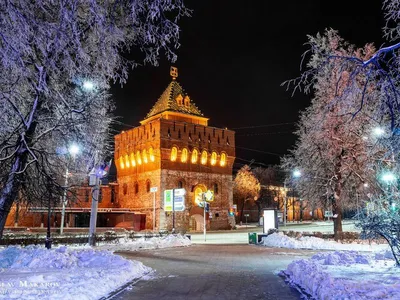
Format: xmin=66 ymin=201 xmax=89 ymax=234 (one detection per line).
xmin=171 ymin=147 xmax=178 ymax=161
xmin=201 ymin=150 xmax=208 ymax=165
xmin=149 ymin=147 xmax=155 ymax=162
xmin=119 ymin=156 xmax=125 ymax=169
xmin=124 ymin=154 xmax=130 ymax=168
xmin=220 ymin=152 xmax=226 ymax=167
xmin=191 ymin=149 xmax=198 ymax=164
xmin=136 ymin=151 xmax=142 ymax=165
xmin=130 ymin=153 xmax=136 ymax=167
xmin=142 ymin=149 xmax=148 ymax=164
xmin=210 ymin=152 xmax=217 ymax=166
xmin=181 ymin=148 xmax=188 ymax=163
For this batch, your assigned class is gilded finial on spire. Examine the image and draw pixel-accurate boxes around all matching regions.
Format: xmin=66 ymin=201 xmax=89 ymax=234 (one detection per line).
xmin=170 ymin=66 xmax=178 ymax=80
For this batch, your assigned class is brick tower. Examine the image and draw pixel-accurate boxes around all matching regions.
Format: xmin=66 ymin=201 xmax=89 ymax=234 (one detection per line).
xmin=114 ymin=67 xmax=236 ymax=232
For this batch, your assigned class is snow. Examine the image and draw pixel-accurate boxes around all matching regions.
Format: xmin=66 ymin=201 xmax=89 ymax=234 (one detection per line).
xmin=263 ymin=232 xmax=399 ymax=299
xmin=0 ymin=234 xmax=191 ymax=299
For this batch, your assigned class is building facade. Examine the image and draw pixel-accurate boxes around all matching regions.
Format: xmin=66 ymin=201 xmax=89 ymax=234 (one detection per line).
xmin=114 ymin=68 xmax=236 ymax=231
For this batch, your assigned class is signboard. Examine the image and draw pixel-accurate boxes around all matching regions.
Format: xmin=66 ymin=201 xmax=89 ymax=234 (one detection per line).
xmin=325 ymin=211 xmax=333 ymax=217
xmin=150 ymin=187 xmax=158 ymax=193
xmin=263 ymin=209 xmax=278 ymax=233
xmin=164 ymin=189 xmax=186 ymax=212
xmin=173 ymin=188 xmax=186 ymax=211
xmin=164 ymin=190 xmax=173 ymax=212
xmin=204 ymin=190 xmax=214 ymax=201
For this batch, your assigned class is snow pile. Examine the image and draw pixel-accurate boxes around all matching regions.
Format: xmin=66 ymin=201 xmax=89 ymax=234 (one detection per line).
xmin=0 ymin=246 xmax=151 ymax=299
xmin=281 ymin=250 xmax=400 ymax=299
xmin=261 ymin=232 xmax=388 ymax=251
xmin=98 ymin=233 xmax=191 ymax=252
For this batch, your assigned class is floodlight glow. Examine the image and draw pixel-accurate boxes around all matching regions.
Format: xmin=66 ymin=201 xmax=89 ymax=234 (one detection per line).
xmin=83 ymin=80 xmax=94 ymax=91
xmin=373 ymin=127 xmax=384 ymax=137
xmin=363 ymin=183 xmax=369 ymax=188
xmin=381 ymin=172 xmax=396 ymax=183
xmin=293 ymin=170 xmax=302 ymax=178
xmin=68 ymin=144 xmax=80 ymax=156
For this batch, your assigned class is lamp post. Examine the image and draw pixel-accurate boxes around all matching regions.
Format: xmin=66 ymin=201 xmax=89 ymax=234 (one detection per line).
xmin=60 ymin=143 xmax=80 ymax=235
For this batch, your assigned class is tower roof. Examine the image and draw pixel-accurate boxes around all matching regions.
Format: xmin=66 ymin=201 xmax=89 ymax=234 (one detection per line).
xmin=144 ymin=78 xmax=204 ymax=120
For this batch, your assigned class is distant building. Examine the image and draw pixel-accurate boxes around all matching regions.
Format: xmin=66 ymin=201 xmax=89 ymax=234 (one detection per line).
xmin=6 ymin=68 xmax=236 ymax=232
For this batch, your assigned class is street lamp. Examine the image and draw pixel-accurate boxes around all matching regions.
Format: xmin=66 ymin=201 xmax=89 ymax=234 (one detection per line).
xmin=283 ymin=169 xmax=302 ymax=227
xmin=372 ymin=127 xmax=385 ymax=137
xmin=60 ymin=143 xmax=80 ymax=235
xmin=82 ymin=80 xmax=95 ymax=91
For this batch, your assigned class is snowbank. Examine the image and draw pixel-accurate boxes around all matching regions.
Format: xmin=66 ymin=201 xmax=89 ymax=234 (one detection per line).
xmin=0 ymin=245 xmax=151 ymax=299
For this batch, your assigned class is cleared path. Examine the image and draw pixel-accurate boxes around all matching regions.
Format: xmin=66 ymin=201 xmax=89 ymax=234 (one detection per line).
xmin=113 ymin=244 xmax=317 ymax=300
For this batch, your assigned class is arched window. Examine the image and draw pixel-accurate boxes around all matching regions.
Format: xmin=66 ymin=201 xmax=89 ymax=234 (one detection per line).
xmin=149 ymin=147 xmax=155 ymax=162
xmin=213 ymin=183 xmax=219 ymax=194
xmin=171 ymin=146 xmax=178 ymax=161
xmin=220 ymin=152 xmax=227 ymax=167
xmin=191 ymin=149 xmax=198 ymax=164
xmin=146 ymin=180 xmax=151 ymax=193
xmin=136 ymin=151 xmax=142 ymax=165
xmin=210 ymin=152 xmax=217 ymax=166
xmin=178 ymin=181 xmax=183 ymax=189
xmin=134 ymin=182 xmax=139 ymax=194
xmin=181 ymin=148 xmax=188 ymax=163
xmin=123 ymin=183 xmax=128 ymax=195
xmin=184 ymin=95 xmax=190 ymax=107
xmin=130 ymin=153 xmax=136 ymax=167
xmin=142 ymin=149 xmax=148 ymax=164
xmin=201 ymin=150 xmax=208 ymax=165
xmin=119 ymin=156 xmax=125 ymax=169
xmin=124 ymin=154 xmax=130 ymax=168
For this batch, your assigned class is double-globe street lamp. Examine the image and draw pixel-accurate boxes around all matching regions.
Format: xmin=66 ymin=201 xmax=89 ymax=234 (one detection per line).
xmin=283 ymin=169 xmax=301 ymax=227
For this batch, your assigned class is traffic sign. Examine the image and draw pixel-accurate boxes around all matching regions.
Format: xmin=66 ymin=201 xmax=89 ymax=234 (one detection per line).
xmin=173 ymin=188 xmax=185 ymax=211
xmin=204 ymin=190 xmax=214 ymax=201
xmin=150 ymin=187 xmax=158 ymax=193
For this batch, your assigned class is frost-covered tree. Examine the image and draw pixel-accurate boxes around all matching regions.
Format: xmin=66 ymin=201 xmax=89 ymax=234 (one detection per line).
xmin=282 ymin=31 xmax=384 ymax=240
xmin=233 ymin=165 xmax=260 ymax=223
xmin=0 ymin=0 xmax=189 ymax=238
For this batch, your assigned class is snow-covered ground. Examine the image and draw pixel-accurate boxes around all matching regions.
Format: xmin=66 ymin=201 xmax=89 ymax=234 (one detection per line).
xmin=0 ymin=234 xmax=191 ymax=300
xmin=262 ymin=232 xmax=399 ymax=299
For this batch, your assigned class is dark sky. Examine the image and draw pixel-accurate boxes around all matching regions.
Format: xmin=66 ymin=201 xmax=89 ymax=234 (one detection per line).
xmin=111 ymin=0 xmax=385 ymax=170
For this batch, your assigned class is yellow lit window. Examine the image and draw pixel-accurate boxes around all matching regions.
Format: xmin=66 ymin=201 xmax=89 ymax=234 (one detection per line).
xmin=181 ymin=148 xmax=188 ymax=163
xmin=149 ymin=147 xmax=155 ymax=162
xmin=210 ymin=152 xmax=217 ymax=166
xmin=130 ymin=153 xmax=136 ymax=167
xmin=142 ymin=149 xmax=148 ymax=164
xmin=124 ymin=154 xmax=130 ymax=168
xmin=201 ymin=150 xmax=208 ymax=165
xmin=136 ymin=151 xmax=142 ymax=165
xmin=171 ymin=147 xmax=178 ymax=161
xmin=119 ymin=156 xmax=125 ymax=169
xmin=220 ymin=152 xmax=227 ymax=167
xmin=191 ymin=149 xmax=198 ymax=164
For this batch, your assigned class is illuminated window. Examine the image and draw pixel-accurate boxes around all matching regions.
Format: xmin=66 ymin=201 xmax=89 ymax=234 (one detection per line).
xmin=124 ymin=154 xmax=130 ymax=168
xmin=171 ymin=147 xmax=178 ymax=161
xmin=149 ymin=147 xmax=155 ymax=162
xmin=194 ymin=187 xmax=204 ymax=205
xmin=119 ymin=156 xmax=125 ymax=169
xmin=210 ymin=152 xmax=217 ymax=166
xmin=136 ymin=151 xmax=142 ymax=165
xmin=181 ymin=148 xmax=188 ymax=163
xmin=201 ymin=150 xmax=208 ymax=165
xmin=191 ymin=149 xmax=198 ymax=164
xmin=220 ymin=152 xmax=227 ymax=167
xmin=130 ymin=153 xmax=136 ymax=167
xmin=184 ymin=96 xmax=190 ymax=107
xmin=176 ymin=94 xmax=183 ymax=106
xmin=142 ymin=149 xmax=148 ymax=164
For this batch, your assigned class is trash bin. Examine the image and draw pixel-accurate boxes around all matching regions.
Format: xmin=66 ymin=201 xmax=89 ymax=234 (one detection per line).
xmin=248 ymin=232 xmax=257 ymax=244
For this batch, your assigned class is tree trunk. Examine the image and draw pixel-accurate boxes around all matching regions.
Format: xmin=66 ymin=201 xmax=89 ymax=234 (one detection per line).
xmin=240 ymin=198 xmax=246 ymax=223
xmin=0 ymin=155 xmax=24 ymax=238
xmin=333 ymin=159 xmax=343 ymax=241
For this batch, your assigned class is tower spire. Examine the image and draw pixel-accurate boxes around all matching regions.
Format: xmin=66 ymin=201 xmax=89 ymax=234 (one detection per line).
xmin=170 ymin=66 xmax=178 ymax=80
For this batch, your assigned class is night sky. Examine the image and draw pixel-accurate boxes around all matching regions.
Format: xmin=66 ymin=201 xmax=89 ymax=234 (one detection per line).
xmin=111 ymin=0 xmax=385 ymax=171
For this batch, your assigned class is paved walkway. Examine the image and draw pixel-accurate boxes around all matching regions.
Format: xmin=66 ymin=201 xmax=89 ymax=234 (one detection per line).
xmin=113 ymin=244 xmax=317 ymax=300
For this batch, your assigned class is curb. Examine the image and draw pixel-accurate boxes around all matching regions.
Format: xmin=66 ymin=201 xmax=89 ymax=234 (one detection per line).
xmin=100 ymin=270 xmax=155 ymax=300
